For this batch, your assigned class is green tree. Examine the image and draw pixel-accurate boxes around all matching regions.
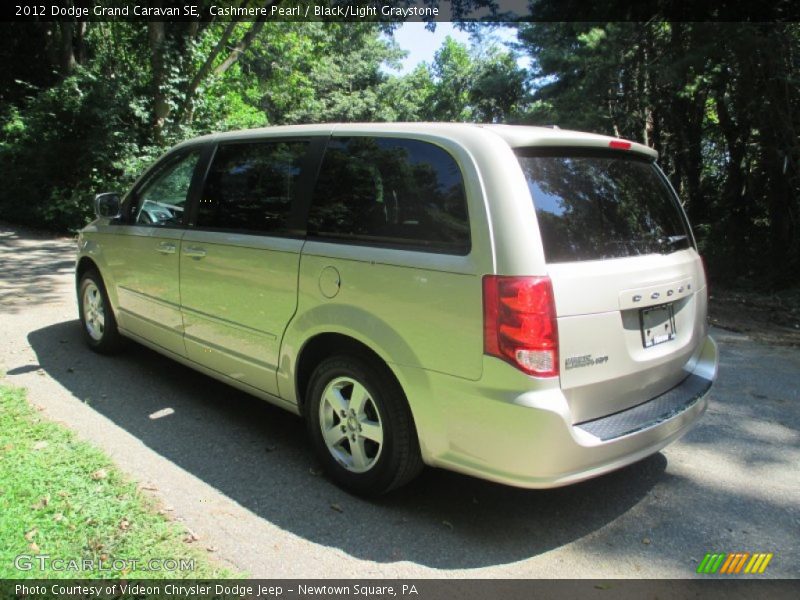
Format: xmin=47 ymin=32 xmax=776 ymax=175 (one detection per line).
xmin=422 ymin=35 xmax=528 ymax=122
xmin=517 ymin=21 xmax=800 ymax=286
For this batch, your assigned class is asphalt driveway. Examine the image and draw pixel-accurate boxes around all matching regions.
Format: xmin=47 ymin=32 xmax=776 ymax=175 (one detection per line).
xmin=1 ymin=224 xmax=798 ymax=578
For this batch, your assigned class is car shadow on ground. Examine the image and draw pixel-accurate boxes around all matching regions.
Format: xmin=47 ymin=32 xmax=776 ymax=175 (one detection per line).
xmin=25 ymin=320 xmax=670 ymax=569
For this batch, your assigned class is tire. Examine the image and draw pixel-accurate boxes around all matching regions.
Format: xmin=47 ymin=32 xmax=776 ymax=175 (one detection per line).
xmin=305 ymin=355 xmax=423 ymax=495
xmin=78 ymin=269 xmax=124 ymax=354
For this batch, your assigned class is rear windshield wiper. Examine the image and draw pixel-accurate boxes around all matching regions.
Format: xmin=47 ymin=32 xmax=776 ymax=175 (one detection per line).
xmin=658 ymin=235 xmax=689 ymax=252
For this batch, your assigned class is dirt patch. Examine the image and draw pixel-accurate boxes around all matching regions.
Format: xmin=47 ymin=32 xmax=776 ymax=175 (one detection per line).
xmin=709 ymin=287 xmax=800 ymax=346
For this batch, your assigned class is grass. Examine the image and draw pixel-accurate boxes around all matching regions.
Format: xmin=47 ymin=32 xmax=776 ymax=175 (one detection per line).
xmin=0 ymin=384 xmax=234 ymax=579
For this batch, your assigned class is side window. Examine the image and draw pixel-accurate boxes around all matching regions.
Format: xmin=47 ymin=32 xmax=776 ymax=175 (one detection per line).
xmin=134 ymin=151 xmax=200 ymax=227
xmin=308 ymin=137 xmax=470 ymax=254
xmin=197 ymin=141 xmax=309 ymax=234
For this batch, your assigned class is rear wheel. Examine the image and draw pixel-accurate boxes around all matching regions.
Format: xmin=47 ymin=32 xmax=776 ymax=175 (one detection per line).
xmin=306 ymin=355 xmax=423 ymax=495
xmin=78 ymin=269 xmax=124 ymax=354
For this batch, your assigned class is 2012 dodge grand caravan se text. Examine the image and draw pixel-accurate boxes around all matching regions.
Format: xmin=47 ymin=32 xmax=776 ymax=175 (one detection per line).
xmin=76 ymin=123 xmax=718 ymax=494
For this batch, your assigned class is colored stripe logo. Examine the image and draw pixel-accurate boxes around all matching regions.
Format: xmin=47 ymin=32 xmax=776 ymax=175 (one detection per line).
xmin=697 ymin=552 xmax=773 ymax=574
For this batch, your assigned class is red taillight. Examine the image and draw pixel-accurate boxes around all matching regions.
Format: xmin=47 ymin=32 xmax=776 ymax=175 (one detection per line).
xmin=482 ymin=275 xmax=559 ymax=377
xmin=609 ymin=140 xmax=632 ymax=150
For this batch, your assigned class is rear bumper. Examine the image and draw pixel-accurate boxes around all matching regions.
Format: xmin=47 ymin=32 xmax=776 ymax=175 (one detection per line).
xmin=412 ymin=335 xmax=718 ymax=489
xmin=575 ymin=373 xmax=712 ymax=441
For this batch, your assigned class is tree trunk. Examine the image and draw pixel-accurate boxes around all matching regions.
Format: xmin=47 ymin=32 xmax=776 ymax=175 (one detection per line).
xmin=177 ymin=19 xmax=240 ymax=123
xmin=148 ymin=17 xmax=169 ymax=142
xmin=60 ymin=22 xmax=77 ymax=73
xmin=213 ymin=18 xmax=267 ymax=76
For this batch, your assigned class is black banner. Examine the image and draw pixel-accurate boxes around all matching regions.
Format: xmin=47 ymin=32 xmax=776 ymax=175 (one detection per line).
xmin=4 ymin=579 xmax=800 ymax=600
xmin=4 ymin=0 xmax=800 ymax=23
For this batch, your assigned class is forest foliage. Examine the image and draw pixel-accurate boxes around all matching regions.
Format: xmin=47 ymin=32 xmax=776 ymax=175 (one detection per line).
xmin=0 ymin=16 xmax=797 ymax=288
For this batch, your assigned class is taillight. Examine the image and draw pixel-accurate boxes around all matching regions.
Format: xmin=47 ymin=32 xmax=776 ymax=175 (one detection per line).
xmin=482 ymin=275 xmax=559 ymax=377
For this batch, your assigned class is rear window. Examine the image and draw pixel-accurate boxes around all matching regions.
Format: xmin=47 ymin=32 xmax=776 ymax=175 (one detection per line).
xmin=516 ymin=150 xmax=692 ymax=263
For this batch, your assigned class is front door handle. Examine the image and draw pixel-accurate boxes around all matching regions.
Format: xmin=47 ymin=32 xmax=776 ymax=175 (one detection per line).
xmin=183 ymin=245 xmax=207 ymax=259
xmin=156 ymin=241 xmax=176 ymax=255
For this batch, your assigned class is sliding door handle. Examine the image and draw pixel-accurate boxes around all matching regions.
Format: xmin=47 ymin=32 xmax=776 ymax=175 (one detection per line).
xmin=183 ymin=246 xmax=207 ymax=259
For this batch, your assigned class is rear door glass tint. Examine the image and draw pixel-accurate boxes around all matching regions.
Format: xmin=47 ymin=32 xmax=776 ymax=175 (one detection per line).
xmin=198 ymin=141 xmax=309 ymax=234
xmin=516 ymin=150 xmax=692 ymax=263
xmin=308 ymin=137 xmax=470 ymax=254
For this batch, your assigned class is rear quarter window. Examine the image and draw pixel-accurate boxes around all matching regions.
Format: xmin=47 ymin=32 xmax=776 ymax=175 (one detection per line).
xmin=516 ymin=149 xmax=692 ymax=263
xmin=308 ymin=137 xmax=470 ymax=255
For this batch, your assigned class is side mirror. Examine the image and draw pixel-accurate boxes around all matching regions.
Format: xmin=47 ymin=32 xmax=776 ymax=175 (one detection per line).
xmin=94 ymin=192 xmax=121 ymax=219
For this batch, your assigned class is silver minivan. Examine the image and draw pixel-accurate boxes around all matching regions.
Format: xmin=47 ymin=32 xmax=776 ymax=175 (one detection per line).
xmin=77 ymin=123 xmax=717 ymax=494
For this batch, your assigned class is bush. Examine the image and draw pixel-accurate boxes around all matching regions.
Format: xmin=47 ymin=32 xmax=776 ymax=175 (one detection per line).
xmin=0 ymin=69 xmax=165 ymax=231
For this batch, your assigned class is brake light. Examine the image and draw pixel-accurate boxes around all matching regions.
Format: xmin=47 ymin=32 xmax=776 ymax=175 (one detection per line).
xmin=609 ymin=140 xmax=632 ymax=150
xmin=483 ymin=275 xmax=559 ymax=377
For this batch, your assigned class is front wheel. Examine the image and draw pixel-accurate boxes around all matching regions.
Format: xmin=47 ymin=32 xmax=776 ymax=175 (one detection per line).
xmin=78 ymin=269 xmax=124 ymax=354
xmin=306 ymin=355 xmax=423 ymax=495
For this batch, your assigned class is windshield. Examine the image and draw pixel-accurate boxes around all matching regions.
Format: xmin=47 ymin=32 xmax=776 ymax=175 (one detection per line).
xmin=515 ymin=150 xmax=693 ymax=263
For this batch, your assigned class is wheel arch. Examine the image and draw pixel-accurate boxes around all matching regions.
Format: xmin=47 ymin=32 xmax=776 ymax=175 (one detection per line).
xmin=76 ymin=256 xmax=100 ymax=283
xmin=295 ymin=333 xmax=405 ymax=416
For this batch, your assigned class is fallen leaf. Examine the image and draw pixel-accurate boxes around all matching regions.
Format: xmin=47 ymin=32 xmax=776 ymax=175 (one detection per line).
xmin=206 ymin=546 xmax=218 ymax=553
xmin=53 ymin=513 xmax=65 ymax=523
xmin=183 ymin=529 xmax=199 ymax=543
xmin=24 ymin=528 xmax=37 ymax=541
xmin=56 ymin=490 xmax=69 ymax=497
xmin=309 ymin=467 xmax=321 ymax=476
xmin=32 ymin=441 xmax=48 ymax=451
xmin=330 ymin=503 xmax=343 ymax=513
xmin=119 ymin=519 xmax=130 ymax=531
xmin=28 ymin=542 xmax=40 ymax=553
xmin=442 ymin=520 xmax=454 ymax=530
xmin=91 ymin=469 xmax=108 ymax=481
xmin=642 ymin=537 xmax=651 ymax=545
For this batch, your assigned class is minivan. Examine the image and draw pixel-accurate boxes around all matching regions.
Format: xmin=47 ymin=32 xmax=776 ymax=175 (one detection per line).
xmin=76 ymin=123 xmax=718 ymax=494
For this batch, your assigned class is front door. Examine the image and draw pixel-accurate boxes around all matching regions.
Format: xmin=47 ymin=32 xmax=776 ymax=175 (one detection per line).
xmin=106 ymin=149 xmax=202 ymax=357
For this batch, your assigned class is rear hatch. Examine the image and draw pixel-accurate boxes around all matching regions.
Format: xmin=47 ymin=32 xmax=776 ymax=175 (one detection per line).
xmin=515 ymin=147 xmax=708 ymax=423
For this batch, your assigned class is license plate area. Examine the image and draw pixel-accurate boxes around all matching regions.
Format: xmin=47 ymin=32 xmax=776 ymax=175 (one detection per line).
xmin=640 ymin=303 xmax=676 ymax=348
